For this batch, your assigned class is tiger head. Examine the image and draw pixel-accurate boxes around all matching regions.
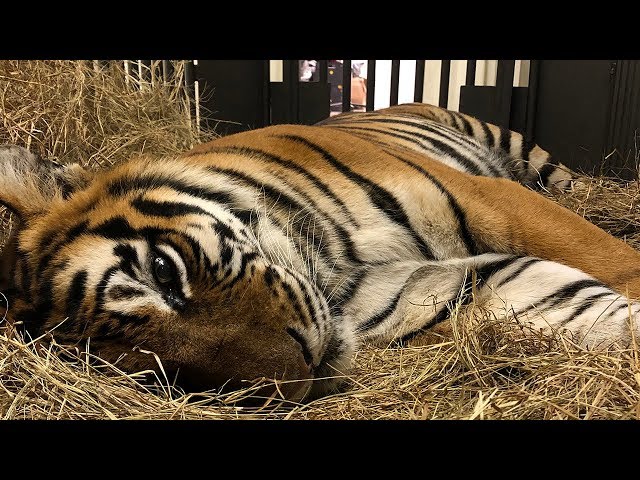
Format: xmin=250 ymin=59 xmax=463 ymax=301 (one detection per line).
xmin=0 ymin=146 xmax=356 ymax=402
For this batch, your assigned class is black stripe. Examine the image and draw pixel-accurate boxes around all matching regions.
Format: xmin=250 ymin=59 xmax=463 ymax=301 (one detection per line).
xmin=93 ymin=265 xmax=124 ymax=318
xmin=110 ymin=311 xmax=150 ymax=325
xmin=165 ymin=290 xmax=186 ymax=312
xmin=446 ymin=110 xmax=461 ymax=130
xmin=286 ymin=327 xmax=314 ymax=367
xmin=517 ymin=279 xmax=605 ymax=317
xmin=264 ymin=265 xmax=278 ymax=288
xmin=479 ymin=121 xmax=495 ymax=149
xmin=455 ymin=112 xmax=475 ymax=136
xmin=277 ymin=134 xmax=435 ymax=260
xmin=220 ymin=243 xmax=233 ymax=267
xmin=211 ymin=220 xmax=244 ymax=245
xmin=191 ymin=145 xmax=359 ymax=227
xmin=107 ymin=174 xmax=234 ymax=207
xmin=559 ymin=292 xmax=614 ymax=327
xmin=113 ymin=243 xmax=140 ymax=279
xmin=495 ymin=258 xmax=542 ymax=288
xmin=35 ymin=220 xmax=90 ymax=278
xmin=280 ymin=265 xmax=323 ymax=330
xmin=62 ymin=269 xmax=88 ymax=332
xmin=290 ymin=265 xmax=329 ymax=332
xmin=234 ymin=209 xmax=255 ymax=227
xmin=299 ymin=282 xmax=321 ymax=330
xmin=29 ymin=260 xmax=67 ymax=334
xmin=131 ymin=197 xmax=214 ymax=219
xmin=219 ymin=251 xmax=259 ymax=291
xmin=90 ymin=218 xmax=173 ymax=245
xmin=383 ymin=150 xmax=479 ymax=256
xmin=115 ymin=161 xmax=351 ymax=273
xmin=91 ymin=320 xmax=125 ymax=340
xmin=520 ymin=140 xmax=535 ymax=176
xmin=279 ymin=280 xmax=311 ymax=328
xmin=91 ymin=216 xmax=141 ymax=240
xmin=499 ymin=127 xmax=512 ymax=158
xmin=356 ymin=289 xmax=403 ymax=332
xmin=19 ymin=288 xmax=50 ymax=336
xmin=604 ymin=301 xmax=632 ymax=320
xmin=473 ymin=255 xmax=521 ymax=284
xmin=393 ymin=122 xmax=502 ymax=176
xmin=538 ymin=157 xmax=559 ymax=187
xmin=107 ymin=285 xmax=146 ymax=301
xmin=339 ymin=116 xmax=491 ymax=163
xmin=330 ymin=266 xmax=370 ymax=314
xmin=331 ymin=124 xmax=487 ymax=177
xmin=206 ymin=165 xmax=361 ymax=267
xmin=545 ymin=279 xmax=605 ymax=310
xmin=400 ymin=299 xmax=455 ymax=344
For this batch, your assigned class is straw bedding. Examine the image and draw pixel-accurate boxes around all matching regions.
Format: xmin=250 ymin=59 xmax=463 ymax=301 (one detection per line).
xmin=1 ymin=61 xmax=639 ymax=420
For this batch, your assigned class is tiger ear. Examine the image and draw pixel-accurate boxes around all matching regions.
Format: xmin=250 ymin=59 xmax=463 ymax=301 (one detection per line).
xmin=0 ymin=145 xmax=94 ymax=222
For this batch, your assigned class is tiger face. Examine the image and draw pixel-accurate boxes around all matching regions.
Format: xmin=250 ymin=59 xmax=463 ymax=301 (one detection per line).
xmin=0 ymin=146 xmax=355 ymax=401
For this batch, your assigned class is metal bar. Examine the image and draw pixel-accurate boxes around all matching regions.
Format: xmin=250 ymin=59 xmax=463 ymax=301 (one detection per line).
xmin=390 ymin=60 xmax=401 ymax=106
xmin=284 ymin=60 xmax=299 ymax=123
xmin=615 ymin=61 xmax=633 ymax=163
xmin=606 ymin=61 xmax=620 ymax=154
xmin=627 ymin=62 xmax=640 ymax=166
xmin=524 ymin=60 xmax=540 ymax=143
xmin=439 ymin=60 xmax=451 ymax=108
xmin=414 ymin=60 xmax=425 ymax=102
xmin=342 ymin=59 xmax=352 ymax=112
xmin=184 ymin=60 xmax=196 ymax=122
xmin=366 ymin=60 xmax=376 ymax=111
xmin=466 ymin=60 xmax=477 ymax=86
xmin=262 ymin=60 xmax=271 ymax=127
xmin=184 ymin=60 xmax=196 ymax=91
xmin=318 ymin=60 xmax=328 ymax=84
xmin=495 ymin=60 xmax=516 ymax=128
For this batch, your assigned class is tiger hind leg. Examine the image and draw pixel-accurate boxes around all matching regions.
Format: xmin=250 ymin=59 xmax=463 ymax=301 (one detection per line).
xmin=344 ymin=255 xmax=639 ymax=349
xmin=376 ymin=103 xmax=574 ymax=191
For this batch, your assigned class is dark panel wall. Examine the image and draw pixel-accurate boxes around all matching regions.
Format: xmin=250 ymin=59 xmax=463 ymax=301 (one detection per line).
xmin=607 ymin=60 xmax=640 ymax=173
xmin=533 ymin=61 xmax=614 ymax=175
xmin=196 ymin=60 xmax=268 ymax=136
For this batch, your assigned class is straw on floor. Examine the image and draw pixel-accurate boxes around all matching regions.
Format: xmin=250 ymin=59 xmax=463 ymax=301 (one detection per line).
xmin=1 ymin=60 xmax=639 ymax=419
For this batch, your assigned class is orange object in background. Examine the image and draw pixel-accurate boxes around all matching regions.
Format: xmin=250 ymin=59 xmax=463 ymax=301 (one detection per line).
xmin=351 ymin=77 xmax=367 ymax=108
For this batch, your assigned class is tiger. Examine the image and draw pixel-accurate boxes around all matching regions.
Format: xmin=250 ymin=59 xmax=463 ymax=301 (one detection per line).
xmin=2 ymin=102 xmax=640 ymax=403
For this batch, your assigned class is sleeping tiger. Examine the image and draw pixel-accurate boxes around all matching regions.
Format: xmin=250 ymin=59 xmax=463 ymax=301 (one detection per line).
xmin=2 ymin=103 xmax=640 ymax=402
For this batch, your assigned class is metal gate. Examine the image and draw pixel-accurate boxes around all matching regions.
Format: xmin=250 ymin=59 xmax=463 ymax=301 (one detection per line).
xmin=111 ymin=60 xmax=640 ymax=178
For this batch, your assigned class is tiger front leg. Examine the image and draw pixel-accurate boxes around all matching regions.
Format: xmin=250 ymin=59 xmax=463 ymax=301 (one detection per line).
xmin=435 ymin=171 xmax=640 ymax=299
xmin=343 ymin=255 xmax=640 ymax=349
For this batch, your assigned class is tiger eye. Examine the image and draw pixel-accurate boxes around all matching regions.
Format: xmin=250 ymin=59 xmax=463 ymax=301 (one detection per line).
xmin=153 ymin=255 xmax=173 ymax=284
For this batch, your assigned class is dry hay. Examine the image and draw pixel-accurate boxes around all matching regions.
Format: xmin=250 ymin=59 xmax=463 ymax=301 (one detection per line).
xmin=2 ymin=306 xmax=639 ymax=420
xmin=545 ymin=176 xmax=640 ymax=250
xmin=1 ymin=61 xmax=640 ymax=419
